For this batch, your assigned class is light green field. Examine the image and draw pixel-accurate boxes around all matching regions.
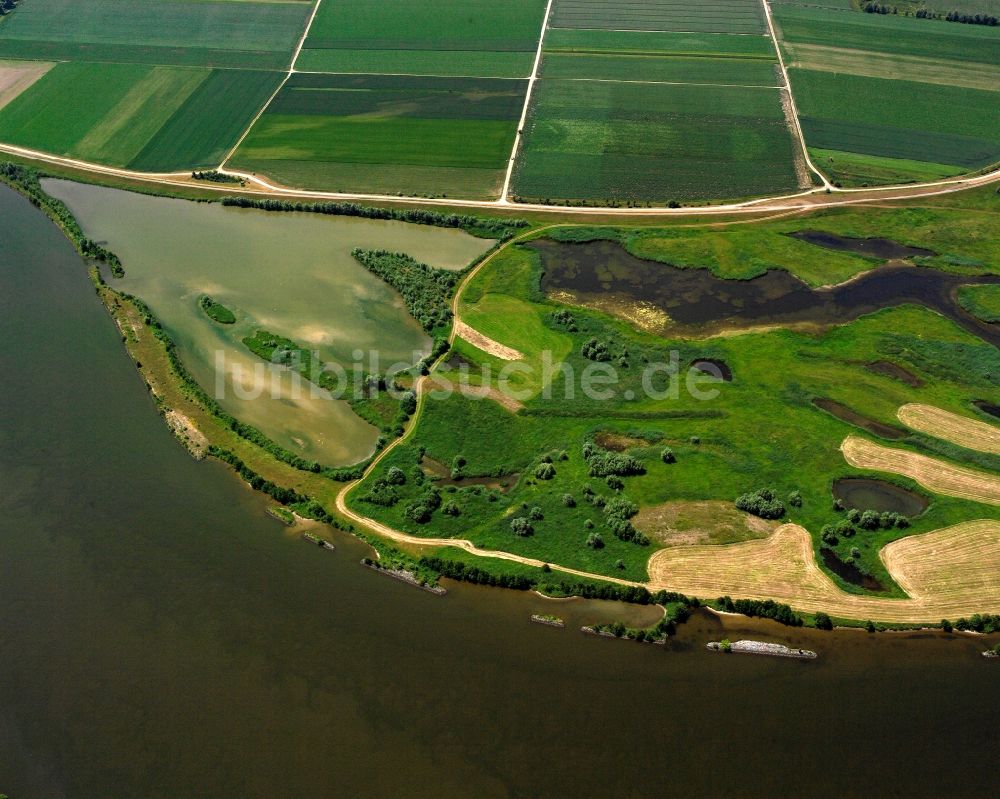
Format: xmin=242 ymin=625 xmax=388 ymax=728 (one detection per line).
xmin=230 ymin=74 xmax=524 ymax=197
xmin=0 ymin=62 xmax=160 ymax=159
xmin=0 ymin=0 xmax=311 ymax=68
xmin=298 ymin=0 xmax=546 ymax=77
xmin=809 ymin=149 xmax=966 ymax=188
xmin=129 ymin=70 xmax=285 ymax=171
xmin=0 ymin=61 xmax=283 ymax=172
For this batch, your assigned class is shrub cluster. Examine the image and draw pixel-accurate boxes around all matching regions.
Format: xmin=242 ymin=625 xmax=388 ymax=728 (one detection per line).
xmin=717 ymin=596 xmax=802 ymax=627
xmin=603 ymin=496 xmax=648 ymax=545
xmin=735 ymin=488 xmax=786 ymax=520
xmin=405 ymin=486 xmax=442 ymax=524
xmin=582 ymin=441 xmax=645 ymax=478
xmin=352 ymin=249 xmax=455 ymax=335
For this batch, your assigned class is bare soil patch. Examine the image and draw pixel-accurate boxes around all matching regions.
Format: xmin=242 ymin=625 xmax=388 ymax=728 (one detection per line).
xmin=636 ymin=500 xmax=775 ymax=547
xmin=453 ymin=320 xmax=523 ymax=361
xmin=0 ymin=60 xmax=52 ymax=111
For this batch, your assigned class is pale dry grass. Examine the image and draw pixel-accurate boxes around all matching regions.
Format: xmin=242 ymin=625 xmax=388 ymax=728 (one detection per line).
xmin=453 ymin=320 xmax=523 ymax=361
xmin=635 ymin=500 xmax=775 ymax=547
xmin=841 ymin=435 xmax=1000 ymax=505
xmin=647 ymin=522 xmax=1000 ymax=622
xmin=0 ymin=60 xmax=52 ymax=110
xmin=898 ymin=403 xmax=1000 ymax=455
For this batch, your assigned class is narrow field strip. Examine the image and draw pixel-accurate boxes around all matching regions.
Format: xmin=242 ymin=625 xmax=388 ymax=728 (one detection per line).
xmin=453 ymin=320 xmax=525 ymax=361
xmin=898 ymin=404 xmax=1000 ymax=456
xmin=841 ymin=435 xmax=1000 ymax=506
xmin=647 ymin=521 xmax=1000 ymax=621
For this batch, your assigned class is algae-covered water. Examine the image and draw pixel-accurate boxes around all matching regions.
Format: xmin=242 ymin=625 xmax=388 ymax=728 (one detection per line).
xmin=45 ymin=179 xmax=492 ymax=465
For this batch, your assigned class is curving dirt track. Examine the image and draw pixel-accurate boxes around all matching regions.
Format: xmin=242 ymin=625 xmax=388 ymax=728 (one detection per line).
xmin=898 ymin=403 xmax=1000 ymax=455
xmin=841 ymin=435 xmax=1000 ymax=506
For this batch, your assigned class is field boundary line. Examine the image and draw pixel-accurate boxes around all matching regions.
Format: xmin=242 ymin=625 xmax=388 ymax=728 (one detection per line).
xmin=292 ymin=69 xmax=528 ymax=80
xmin=558 ymin=77 xmax=781 ymax=89
xmin=760 ymin=0 xmax=831 ymax=189
xmin=548 ymin=27 xmax=769 ymax=37
xmin=500 ymin=0 xmax=554 ymax=204
xmin=217 ymin=0 xmax=324 ymax=170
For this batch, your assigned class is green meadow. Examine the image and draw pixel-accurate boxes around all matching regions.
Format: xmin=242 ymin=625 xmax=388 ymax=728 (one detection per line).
xmin=349 ymin=188 xmax=1000 ymax=591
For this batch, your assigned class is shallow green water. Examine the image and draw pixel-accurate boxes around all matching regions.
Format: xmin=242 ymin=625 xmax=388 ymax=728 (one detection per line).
xmin=44 ymin=179 xmax=492 ymax=466
xmin=2 ymin=183 xmax=1000 ymax=798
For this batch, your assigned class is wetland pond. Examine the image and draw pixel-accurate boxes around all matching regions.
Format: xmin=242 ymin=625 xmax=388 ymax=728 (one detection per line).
xmin=533 ymin=239 xmax=1000 ymax=344
xmin=3 ymin=183 xmax=1000 ymax=797
xmin=45 ymin=180 xmax=493 ymax=466
xmin=832 ymin=477 xmax=929 ymax=516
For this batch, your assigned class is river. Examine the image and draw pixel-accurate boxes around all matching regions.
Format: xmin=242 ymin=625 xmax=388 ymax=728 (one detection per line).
xmin=0 ymin=183 xmax=998 ymax=798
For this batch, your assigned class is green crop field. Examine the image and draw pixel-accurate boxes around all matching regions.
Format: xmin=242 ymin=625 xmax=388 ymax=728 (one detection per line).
xmin=0 ymin=61 xmax=283 ymax=171
xmin=0 ymin=0 xmax=311 ymax=69
xmin=541 ymin=53 xmax=780 ymax=85
xmin=549 ymin=0 xmax=768 ymax=34
xmin=773 ymin=5 xmax=1000 ymax=66
xmin=775 ymin=4 xmax=1000 ymax=186
xmin=297 ymin=0 xmax=547 ymax=77
xmin=512 ymin=79 xmax=800 ymax=203
xmin=129 ymin=71 xmax=285 ymax=172
xmin=544 ymin=28 xmax=777 ymax=58
xmin=230 ymin=74 xmax=527 ymax=198
xmin=791 ymin=70 xmax=1000 ymax=171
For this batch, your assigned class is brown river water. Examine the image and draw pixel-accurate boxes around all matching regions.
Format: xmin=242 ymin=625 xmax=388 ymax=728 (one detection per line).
xmin=1 ymin=184 xmax=998 ymax=798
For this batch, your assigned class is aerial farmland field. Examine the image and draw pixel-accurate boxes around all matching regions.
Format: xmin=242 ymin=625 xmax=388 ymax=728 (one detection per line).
xmin=512 ymin=0 xmax=803 ymax=203
xmin=0 ymin=0 xmax=312 ymax=69
xmin=295 ymin=0 xmax=548 ymax=78
xmin=774 ymin=4 xmax=1000 ymax=186
xmin=229 ymin=74 xmax=527 ymax=198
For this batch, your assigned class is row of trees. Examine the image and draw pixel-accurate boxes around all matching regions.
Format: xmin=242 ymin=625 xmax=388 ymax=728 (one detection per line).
xmin=220 ymin=196 xmax=528 ymax=239
xmin=717 ymin=596 xmax=803 ymax=627
xmin=863 ymin=2 xmax=997 ymax=25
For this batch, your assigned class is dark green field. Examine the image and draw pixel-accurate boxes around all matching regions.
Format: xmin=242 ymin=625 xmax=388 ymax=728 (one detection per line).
xmin=296 ymin=0 xmax=547 ymax=77
xmin=230 ymin=74 xmax=526 ymax=198
xmin=791 ymin=70 xmax=1000 ymax=172
xmin=512 ymin=79 xmax=800 ymax=203
xmin=540 ymin=53 xmax=780 ymax=85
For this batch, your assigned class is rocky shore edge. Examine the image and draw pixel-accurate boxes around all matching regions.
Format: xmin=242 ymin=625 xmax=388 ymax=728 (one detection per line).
xmin=708 ymin=640 xmax=817 ymax=659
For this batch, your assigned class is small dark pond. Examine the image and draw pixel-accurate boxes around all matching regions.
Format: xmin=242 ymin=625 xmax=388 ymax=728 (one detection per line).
xmin=833 ymin=477 xmax=929 ymax=516
xmin=421 ymin=456 xmax=517 ymax=492
xmin=532 ymin=239 xmax=1000 ymax=346
xmin=812 ymin=398 xmax=908 ymax=440
xmin=973 ymin=399 xmax=1000 ymax=421
xmin=690 ymin=358 xmax=732 ymax=382
xmin=788 ymin=230 xmax=936 ymax=260
xmin=865 ymin=360 xmax=924 ymax=387
xmin=821 ymin=547 xmax=886 ymax=592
